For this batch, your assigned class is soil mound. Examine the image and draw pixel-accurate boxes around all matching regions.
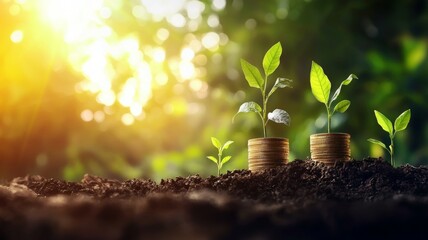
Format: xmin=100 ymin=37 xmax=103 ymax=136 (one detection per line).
xmin=1 ymin=158 xmax=428 ymax=239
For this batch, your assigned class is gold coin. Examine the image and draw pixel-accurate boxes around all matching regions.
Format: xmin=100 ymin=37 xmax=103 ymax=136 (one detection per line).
xmin=249 ymin=137 xmax=289 ymax=142
xmin=249 ymin=145 xmax=289 ymax=149
xmin=249 ymin=159 xmax=285 ymax=165
xmin=248 ymin=158 xmax=287 ymax=164
xmin=249 ymin=165 xmax=280 ymax=171
xmin=249 ymin=152 xmax=288 ymax=158
xmin=311 ymin=152 xmax=350 ymax=155
xmin=249 ymin=164 xmax=283 ymax=169
xmin=249 ymin=141 xmax=288 ymax=147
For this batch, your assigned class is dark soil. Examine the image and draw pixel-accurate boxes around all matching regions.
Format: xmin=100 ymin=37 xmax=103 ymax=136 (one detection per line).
xmin=1 ymin=158 xmax=428 ymax=239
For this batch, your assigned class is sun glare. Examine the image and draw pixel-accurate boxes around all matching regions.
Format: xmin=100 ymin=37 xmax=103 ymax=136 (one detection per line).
xmin=34 ymin=0 xmax=155 ymax=123
xmin=9 ymin=0 xmax=225 ymax=124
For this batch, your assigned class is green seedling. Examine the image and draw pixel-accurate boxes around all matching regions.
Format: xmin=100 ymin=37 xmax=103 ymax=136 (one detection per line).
xmin=310 ymin=61 xmax=358 ymax=133
xmin=368 ymin=109 xmax=411 ymax=167
xmin=207 ymin=137 xmax=234 ymax=176
xmin=233 ymin=42 xmax=292 ymax=137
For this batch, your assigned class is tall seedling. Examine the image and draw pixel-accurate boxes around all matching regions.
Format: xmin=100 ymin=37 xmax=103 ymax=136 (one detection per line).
xmin=234 ymin=42 xmax=292 ymax=137
xmin=310 ymin=61 xmax=358 ymax=132
xmin=368 ymin=109 xmax=411 ymax=167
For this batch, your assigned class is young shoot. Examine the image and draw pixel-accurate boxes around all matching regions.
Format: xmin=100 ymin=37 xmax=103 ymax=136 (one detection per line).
xmin=310 ymin=61 xmax=358 ymax=133
xmin=207 ymin=137 xmax=234 ymax=176
xmin=233 ymin=42 xmax=292 ymax=137
xmin=368 ymin=109 xmax=411 ymax=167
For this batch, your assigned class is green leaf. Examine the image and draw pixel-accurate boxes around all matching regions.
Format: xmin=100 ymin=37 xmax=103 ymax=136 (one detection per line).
xmin=367 ymin=138 xmax=389 ymax=152
xmin=333 ymin=100 xmax=351 ymax=114
xmin=207 ymin=156 xmax=218 ymax=164
xmin=262 ymin=42 xmax=282 ymax=77
xmin=221 ymin=156 xmax=232 ymax=165
xmin=330 ymin=74 xmax=357 ymax=104
xmin=233 ymin=101 xmax=262 ymax=122
xmin=374 ymin=110 xmax=393 ymax=135
xmin=268 ymin=109 xmax=290 ymax=125
xmin=267 ymin=77 xmax=293 ymax=99
xmin=240 ymin=59 xmax=264 ymax=89
xmin=211 ymin=137 xmax=221 ymax=149
xmin=310 ymin=61 xmax=331 ymax=105
xmin=222 ymin=141 xmax=234 ymax=150
xmin=343 ymin=74 xmax=358 ymax=85
xmin=394 ymin=109 xmax=411 ymax=132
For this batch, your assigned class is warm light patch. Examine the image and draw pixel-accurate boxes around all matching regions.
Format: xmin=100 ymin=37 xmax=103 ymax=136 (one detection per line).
xmin=10 ymin=30 xmax=24 ymax=43
xmin=141 ymin=0 xmax=187 ymax=19
xmin=212 ymin=0 xmax=226 ymax=11
xmin=202 ymin=32 xmax=220 ymax=50
xmin=93 ymin=111 xmax=105 ymax=123
xmin=81 ymin=109 xmax=93 ymax=122
xmin=181 ymin=47 xmax=195 ymax=61
xmin=155 ymin=73 xmax=169 ymax=86
xmin=9 ymin=4 xmax=21 ymax=16
xmin=179 ymin=61 xmax=196 ymax=80
xmin=121 ymin=113 xmax=135 ymax=126
xmin=156 ymin=28 xmax=170 ymax=41
xmin=167 ymin=13 xmax=187 ymax=28
xmin=152 ymin=47 xmax=166 ymax=63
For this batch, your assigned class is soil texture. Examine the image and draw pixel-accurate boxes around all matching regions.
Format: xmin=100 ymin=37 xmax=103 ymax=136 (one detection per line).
xmin=1 ymin=158 xmax=428 ymax=239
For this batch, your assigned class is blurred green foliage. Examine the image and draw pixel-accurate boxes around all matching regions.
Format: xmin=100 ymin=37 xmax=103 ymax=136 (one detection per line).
xmin=0 ymin=0 xmax=427 ymax=181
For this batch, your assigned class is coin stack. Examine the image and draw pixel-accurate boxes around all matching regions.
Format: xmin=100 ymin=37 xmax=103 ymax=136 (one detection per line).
xmin=310 ymin=133 xmax=351 ymax=165
xmin=248 ymin=138 xmax=289 ymax=171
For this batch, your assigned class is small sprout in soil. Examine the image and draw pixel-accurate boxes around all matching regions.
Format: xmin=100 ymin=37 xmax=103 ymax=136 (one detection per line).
xmin=310 ymin=61 xmax=358 ymax=133
xmin=207 ymin=137 xmax=234 ymax=176
xmin=368 ymin=109 xmax=411 ymax=167
xmin=233 ymin=42 xmax=292 ymax=137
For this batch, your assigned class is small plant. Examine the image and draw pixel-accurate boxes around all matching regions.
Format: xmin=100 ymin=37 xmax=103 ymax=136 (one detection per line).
xmin=207 ymin=137 xmax=234 ymax=176
xmin=368 ymin=109 xmax=411 ymax=167
xmin=310 ymin=61 xmax=358 ymax=133
xmin=233 ymin=42 xmax=292 ymax=137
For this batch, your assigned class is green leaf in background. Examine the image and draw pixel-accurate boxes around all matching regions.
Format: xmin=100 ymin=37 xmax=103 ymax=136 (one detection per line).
xmin=207 ymin=156 xmax=218 ymax=164
xmin=310 ymin=61 xmax=331 ymax=104
xmin=262 ymin=42 xmax=282 ymax=77
xmin=240 ymin=59 xmax=264 ymax=89
xmin=211 ymin=137 xmax=221 ymax=149
xmin=233 ymin=101 xmax=262 ymax=122
xmin=267 ymin=77 xmax=293 ymax=99
xmin=267 ymin=109 xmax=290 ymax=125
xmin=374 ymin=110 xmax=393 ymax=135
xmin=333 ymin=100 xmax=351 ymax=113
xmin=330 ymin=74 xmax=358 ymax=103
xmin=221 ymin=156 xmax=231 ymax=165
xmin=367 ymin=138 xmax=389 ymax=152
xmin=222 ymin=141 xmax=234 ymax=150
xmin=394 ymin=109 xmax=411 ymax=132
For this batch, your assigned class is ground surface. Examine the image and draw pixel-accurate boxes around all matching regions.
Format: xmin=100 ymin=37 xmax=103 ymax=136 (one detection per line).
xmin=1 ymin=158 xmax=428 ymax=239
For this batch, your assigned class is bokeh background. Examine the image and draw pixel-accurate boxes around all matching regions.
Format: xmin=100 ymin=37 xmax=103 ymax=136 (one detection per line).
xmin=1 ymin=0 xmax=427 ymax=181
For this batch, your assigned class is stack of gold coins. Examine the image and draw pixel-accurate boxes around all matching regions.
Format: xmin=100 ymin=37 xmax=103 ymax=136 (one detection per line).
xmin=310 ymin=133 xmax=351 ymax=165
xmin=248 ymin=138 xmax=289 ymax=171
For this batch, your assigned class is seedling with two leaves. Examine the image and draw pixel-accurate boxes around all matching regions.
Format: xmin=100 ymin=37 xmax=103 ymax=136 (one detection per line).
xmin=310 ymin=61 xmax=358 ymax=132
xmin=207 ymin=137 xmax=234 ymax=176
xmin=368 ymin=109 xmax=411 ymax=167
xmin=233 ymin=42 xmax=292 ymax=137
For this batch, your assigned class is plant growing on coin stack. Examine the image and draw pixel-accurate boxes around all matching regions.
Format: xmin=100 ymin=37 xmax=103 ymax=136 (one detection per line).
xmin=233 ymin=42 xmax=292 ymax=171
xmin=309 ymin=61 xmax=358 ymax=165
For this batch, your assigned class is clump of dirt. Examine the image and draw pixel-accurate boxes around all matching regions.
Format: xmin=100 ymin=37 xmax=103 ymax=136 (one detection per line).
xmin=1 ymin=158 xmax=428 ymax=239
